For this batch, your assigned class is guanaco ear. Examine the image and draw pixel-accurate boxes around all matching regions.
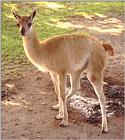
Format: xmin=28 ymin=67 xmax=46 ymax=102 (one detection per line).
xmin=12 ymin=11 xmax=21 ymax=20
xmin=29 ymin=10 xmax=36 ymax=21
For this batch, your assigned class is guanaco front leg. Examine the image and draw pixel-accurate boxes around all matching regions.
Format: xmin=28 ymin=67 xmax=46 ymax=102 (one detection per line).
xmin=50 ymin=72 xmax=59 ymax=110
xmin=57 ymin=73 xmax=68 ymax=126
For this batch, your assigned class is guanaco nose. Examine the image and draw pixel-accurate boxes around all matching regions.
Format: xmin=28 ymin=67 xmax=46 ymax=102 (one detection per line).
xmin=21 ymin=27 xmax=25 ymax=36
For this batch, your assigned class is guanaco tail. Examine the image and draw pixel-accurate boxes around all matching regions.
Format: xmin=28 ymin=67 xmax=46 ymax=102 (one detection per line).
xmin=12 ymin=10 xmax=114 ymax=133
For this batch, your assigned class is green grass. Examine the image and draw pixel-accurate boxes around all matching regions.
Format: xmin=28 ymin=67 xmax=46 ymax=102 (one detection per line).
xmin=2 ymin=2 xmax=125 ymax=67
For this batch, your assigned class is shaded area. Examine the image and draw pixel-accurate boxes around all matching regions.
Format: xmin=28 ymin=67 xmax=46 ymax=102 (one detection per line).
xmin=66 ymin=75 xmax=124 ymax=125
xmin=1 ymin=78 xmax=22 ymax=100
xmin=68 ymin=90 xmax=124 ymax=124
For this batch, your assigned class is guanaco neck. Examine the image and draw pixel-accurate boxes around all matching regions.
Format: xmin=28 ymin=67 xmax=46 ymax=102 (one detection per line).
xmin=22 ymin=26 xmax=41 ymax=62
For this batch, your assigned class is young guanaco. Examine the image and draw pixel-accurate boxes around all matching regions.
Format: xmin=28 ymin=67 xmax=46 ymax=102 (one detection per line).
xmin=12 ymin=10 xmax=114 ymax=133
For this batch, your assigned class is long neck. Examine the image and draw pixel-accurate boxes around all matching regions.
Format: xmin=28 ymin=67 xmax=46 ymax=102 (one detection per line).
xmin=22 ymin=26 xmax=41 ymax=62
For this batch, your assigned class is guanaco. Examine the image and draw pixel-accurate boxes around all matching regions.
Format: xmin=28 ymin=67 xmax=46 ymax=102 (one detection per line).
xmin=12 ymin=10 xmax=114 ymax=133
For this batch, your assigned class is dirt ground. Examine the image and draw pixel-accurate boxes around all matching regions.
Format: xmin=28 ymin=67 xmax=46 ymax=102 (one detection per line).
xmin=2 ymin=13 xmax=124 ymax=139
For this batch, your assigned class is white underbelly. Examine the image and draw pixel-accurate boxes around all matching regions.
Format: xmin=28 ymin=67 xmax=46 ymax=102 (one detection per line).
xmin=69 ymin=55 xmax=89 ymax=71
xmin=69 ymin=61 xmax=85 ymax=71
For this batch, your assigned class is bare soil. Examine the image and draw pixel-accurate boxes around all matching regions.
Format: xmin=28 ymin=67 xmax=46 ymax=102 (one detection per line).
xmin=2 ymin=13 xmax=124 ymax=139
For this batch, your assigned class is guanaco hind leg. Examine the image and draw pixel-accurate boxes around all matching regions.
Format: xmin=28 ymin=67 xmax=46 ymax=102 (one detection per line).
xmin=87 ymin=72 xmax=108 ymax=133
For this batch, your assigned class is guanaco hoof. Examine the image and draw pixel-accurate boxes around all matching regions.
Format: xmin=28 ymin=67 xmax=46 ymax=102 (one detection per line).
xmin=59 ymin=121 xmax=68 ymax=127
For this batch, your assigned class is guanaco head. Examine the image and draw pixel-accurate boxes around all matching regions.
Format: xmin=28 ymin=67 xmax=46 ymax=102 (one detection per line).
xmin=12 ymin=10 xmax=36 ymax=36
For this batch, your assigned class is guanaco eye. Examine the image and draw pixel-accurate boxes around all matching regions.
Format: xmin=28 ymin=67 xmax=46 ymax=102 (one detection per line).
xmin=16 ymin=23 xmax=20 ymax=27
xmin=28 ymin=23 xmax=32 ymax=28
